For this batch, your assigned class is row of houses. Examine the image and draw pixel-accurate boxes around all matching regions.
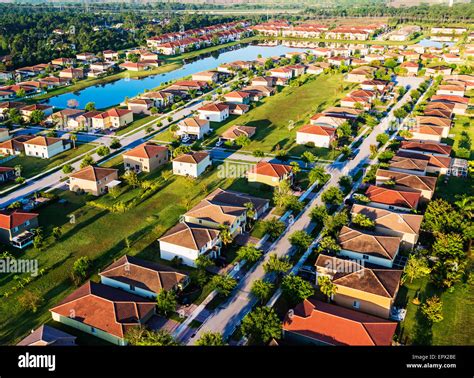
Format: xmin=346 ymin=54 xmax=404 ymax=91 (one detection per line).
xmin=252 ymin=21 xmax=386 ymax=40
xmin=282 ymin=123 xmax=462 ymax=346
xmin=409 ymin=75 xmax=472 ymax=144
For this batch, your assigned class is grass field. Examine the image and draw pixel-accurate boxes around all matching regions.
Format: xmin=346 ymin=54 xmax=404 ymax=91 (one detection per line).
xmin=443 ymin=115 xmax=474 ymax=160
xmin=2 ymin=143 xmax=96 ymax=179
xmin=397 ymin=175 xmax=474 ymax=345
xmin=200 ymin=73 xmax=355 ymax=158
xmin=0 ymin=160 xmax=273 ymax=345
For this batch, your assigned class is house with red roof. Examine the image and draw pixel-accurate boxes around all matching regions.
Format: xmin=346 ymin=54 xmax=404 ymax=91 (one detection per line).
xmin=296 ymin=124 xmax=336 ymax=148
xmin=283 ymin=298 xmax=397 ymax=345
xmin=364 ymin=185 xmax=421 ymax=213
xmin=69 ymin=166 xmax=119 ymax=196
xmin=50 ymin=281 xmax=155 ymax=345
xmin=123 ymin=142 xmax=169 ymax=173
xmin=172 ymin=151 xmax=212 ymax=178
xmin=24 ymin=136 xmax=71 ymax=159
xmin=0 ymin=210 xmax=39 ymax=248
xmin=247 ymin=161 xmax=293 ymax=187
xmin=198 ymin=103 xmax=229 ymax=122
xmin=91 ymin=108 xmax=133 ymax=129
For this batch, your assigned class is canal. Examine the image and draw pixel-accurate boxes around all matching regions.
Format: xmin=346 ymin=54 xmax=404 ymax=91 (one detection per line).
xmin=45 ymin=44 xmax=303 ymax=109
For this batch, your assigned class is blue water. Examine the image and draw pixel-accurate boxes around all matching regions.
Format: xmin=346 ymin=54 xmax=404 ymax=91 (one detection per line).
xmin=45 ymin=44 xmax=300 ymax=109
xmin=417 ymin=38 xmax=455 ymax=49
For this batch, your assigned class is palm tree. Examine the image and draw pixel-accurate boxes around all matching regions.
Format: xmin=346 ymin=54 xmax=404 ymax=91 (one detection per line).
xmin=70 ymin=133 xmax=77 ymax=149
xmin=455 ymin=195 xmax=474 ymax=219
xmin=219 ymin=225 xmax=233 ymax=246
xmin=244 ymin=202 xmax=256 ymax=229
xmin=317 ymin=276 xmax=337 ymax=303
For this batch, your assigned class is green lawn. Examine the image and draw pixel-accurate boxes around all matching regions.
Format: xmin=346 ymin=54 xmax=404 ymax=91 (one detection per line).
xmin=0 ymin=161 xmax=271 ymax=345
xmin=3 ymin=143 xmax=96 ymax=179
xmin=442 ymin=115 xmax=474 ymax=160
xmin=396 ymin=274 xmax=474 ymax=345
xmin=203 ymin=73 xmax=355 ymax=159
xmin=114 ymin=114 xmax=158 ymax=136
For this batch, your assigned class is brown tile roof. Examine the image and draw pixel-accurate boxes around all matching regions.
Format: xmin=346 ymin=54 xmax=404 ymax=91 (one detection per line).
xmin=173 ymin=151 xmax=209 ymax=164
xmin=365 ymin=185 xmax=421 ymax=210
xmin=283 ymin=298 xmax=397 ymax=346
xmin=388 ymin=155 xmax=428 ymax=172
xmin=198 ymin=103 xmax=229 ymax=112
xmin=49 ymin=281 xmax=155 ymax=339
xmin=70 ymin=166 xmax=118 ymax=182
xmin=185 ymin=188 xmax=268 ymax=225
xmin=0 ymin=210 xmax=38 ymax=230
xmin=351 ymin=204 xmax=422 ymax=235
xmin=0 ymin=135 xmax=34 ymax=151
xmin=221 ymin=125 xmax=256 ymax=140
xmin=396 ymin=151 xmax=451 ymax=169
xmin=123 ymin=142 xmax=168 ymax=159
xmin=249 ymin=161 xmax=292 ymax=178
xmin=159 ymin=222 xmax=220 ymax=250
xmin=100 ymin=255 xmax=188 ymax=294
xmin=376 ymin=169 xmax=437 ymax=192
xmin=179 ymin=117 xmax=209 ymax=128
xmin=338 ymin=226 xmax=401 ymax=261
xmin=416 ymin=116 xmax=451 ymax=127
xmin=224 ymin=91 xmax=251 ymax=99
xmin=399 ymin=141 xmax=452 ymax=156
xmin=106 ymin=108 xmax=133 ymax=117
xmin=411 ymin=125 xmax=444 ymax=136
xmin=24 ymin=136 xmax=63 ymax=147
xmin=315 ymin=254 xmax=402 ymax=298
xmin=431 ymin=95 xmax=469 ymax=104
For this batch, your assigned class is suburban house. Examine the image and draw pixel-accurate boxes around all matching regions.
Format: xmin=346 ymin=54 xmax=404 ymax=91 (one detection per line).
xmin=17 ymin=325 xmax=77 ymax=346
xmin=296 ymin=124 xmax=336 ymax=148
xmin=364 ymin=185 xmax=421 ymax=213
xmin=220 ymin=125 xmax=256 ymax=142
xmin=49 ymin=109 xmax=85 ymax=128
xmin=400 ymin=61 xmax=419 ymax=75
xmin=69 ymin=166 xmax=119 ymax=196
xmin=436 ymin=84 xmax=465 ymax=97
xmin=20 ymin=104 xmax=54 ymax=122
xmin=337 ymin=226 xmax=401 ymax=268
xmin=198 ymin=103 xmax=229 ymax=122
xmin=346 ymin=66 xmax=376 ymax=83
xmin=158 ymin=222 xmax=222 ymax=267
xmin=24 ymin=136 xmax=71 ymax=159
xmin=431 ymin=95 xmax=469 ymax=115
xmin=376 ymin=169 xmax=436 ymax=201
xmin=59 ymin=68 xmax=84 ymax=80
xmin=268 ymin=67 xmax=293 ymax=79
xmin=315 ymin=254 xmax=403 ymax=319
xmin=0 ymin=210 xmax=39 ymax=249
xmin=103 ymin=50 xmax=119 ymax=60
xmin=282 ymin=298 xmax=397 ymax=346
xmin=388 ymin=155 xmax=428 ymax=176
xmin=191 ymin=70 xmax=219 ymax=83
xmin=99 ymin=255 xmax=189 ymax=299
xmin=123 ymin=142 xmax=169 ymax=173
xmin=68 ymin=110 xmax=102 ymax=130
xmin=182 ymin=188 xmax=269 ymax=236
xmin=409 ymin=125 xmax=444 ymax=143
xmin=351 ymin=204 xmax=423 ymax=250
xmin=398 ymin=140 xmax=451 ymax=157
xmin=0 ymin=135 xmax=34 ymax=155
xmin=177 ymin=117 xmax=210 ymax=140
xmin=127 ymin=98 xmax=154 ymax=115
xmin=172 ymin=151 xmax=212 ymax=178
xmin=223 ymin=91 xmax=251 ymax=104
xmin=247 ymin=161 xmax=293 ymax=187
xmin=92 ymin=108 xmax=133 ymax=129
xmin=251 ymin=76 xmax=276 ymax=87
xmin=119 ymin=62 xmax=148 ymax=71
xmin=310 ymin=114 xmax=347 ymax=128
xmin=426 ymin=65 xmax=452 ymax=77
xmin=0 ymin=167 xmax=15 ymax=182
xmin=140 ymin=91 xmax=174 ymax=108
xmin=226 ymin=103 xmax=250 ymax=116
xmin=396 ymin=151 xmax=451 ymax=175
xmin=0 ymin=128 xmax=9 ymax=142
xmin=49 ymin=281 xmax=155 ymax=346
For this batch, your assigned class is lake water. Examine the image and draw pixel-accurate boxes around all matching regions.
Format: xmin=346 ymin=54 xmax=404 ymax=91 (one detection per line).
xmin=417 ymin=38 xmax=455 ymax=49
xmin=45 ymin=44 xmax=302 ymax=109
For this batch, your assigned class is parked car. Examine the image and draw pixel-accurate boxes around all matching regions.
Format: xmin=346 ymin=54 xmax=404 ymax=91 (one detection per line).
xmin=215 ymin=139 xmax=224 ymax=147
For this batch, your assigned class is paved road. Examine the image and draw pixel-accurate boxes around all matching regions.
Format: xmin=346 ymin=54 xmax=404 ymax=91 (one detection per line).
xmin=185 ymin=76 xmax=425 ymax=344
xmin=0 ymin=85 xmax=229 ymax=207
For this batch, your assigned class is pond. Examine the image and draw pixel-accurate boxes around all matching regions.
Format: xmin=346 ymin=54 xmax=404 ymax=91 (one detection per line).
xmin=45 ymin=44 xmax=303 ymax=109
xmin=417 ymin=38 xmax=455 ymax=49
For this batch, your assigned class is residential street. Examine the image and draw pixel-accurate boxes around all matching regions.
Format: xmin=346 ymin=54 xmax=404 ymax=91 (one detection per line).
xmin=184 ymin=76 xmax=424 ymax=344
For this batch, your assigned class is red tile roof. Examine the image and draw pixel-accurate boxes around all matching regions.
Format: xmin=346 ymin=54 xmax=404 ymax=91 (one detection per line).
xmin=249 ymin=161 xmax=292 ymax=178
xmin=365 ymin=185 xmax=421 ymax=210
xmin=123 ymin=142 xmax=168 ymax=159
xmin=298 ymin=124 xmax=336 ymax=137
xmin=283 ymin=298 xmax=397 ymax=346
xmin=0 ymin=211 xmax=38 ymax=230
